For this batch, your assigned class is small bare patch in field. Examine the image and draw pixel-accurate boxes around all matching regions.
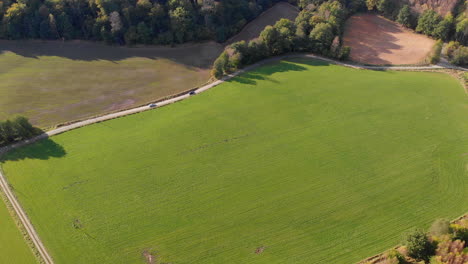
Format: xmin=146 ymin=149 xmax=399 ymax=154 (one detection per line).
xmin=225 ymin=2 xmax=299 ymax=45
xmin=343 ymin=14 xmax=435 ymax=65
xmin=142 ymin=250 xmax=156 ymax=264
xmin=255 ymin=246 xmax=266 ymax=254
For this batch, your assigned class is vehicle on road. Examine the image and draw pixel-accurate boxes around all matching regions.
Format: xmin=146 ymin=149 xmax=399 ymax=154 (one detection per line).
xmin=148 ymin=103 xmax=157 ymax=108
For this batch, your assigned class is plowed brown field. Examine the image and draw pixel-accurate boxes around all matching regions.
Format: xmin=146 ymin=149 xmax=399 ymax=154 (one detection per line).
xmin=343 ymin=14 xmax=436 ymax=65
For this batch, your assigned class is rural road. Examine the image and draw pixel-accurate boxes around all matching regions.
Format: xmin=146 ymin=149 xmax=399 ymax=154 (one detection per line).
xmin=0 ymin=53 xmax=465 ymax=264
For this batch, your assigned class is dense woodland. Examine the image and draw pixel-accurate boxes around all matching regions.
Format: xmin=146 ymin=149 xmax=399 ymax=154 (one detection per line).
xmin=0 ymin=0 xmax=467 ymax=67
xmin=0 ymin=0 xmax=294 ymax=44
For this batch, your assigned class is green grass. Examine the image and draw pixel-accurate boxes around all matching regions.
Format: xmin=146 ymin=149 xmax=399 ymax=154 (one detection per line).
xmin=0 ymin=40 xmax=222 ymax=128
xmin=1 ymin=59 xmax=467 ymax=264
xmin=0 ymin=196 xmax=37 ymax=264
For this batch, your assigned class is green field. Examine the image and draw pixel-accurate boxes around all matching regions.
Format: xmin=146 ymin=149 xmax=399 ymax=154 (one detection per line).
xmin=1 ymin=59 xmax=467 ymax=264
xmin=0 ymin=197 xmax=36 ymax=264
xmin=0 ymin=40 xmax=222 ymax=128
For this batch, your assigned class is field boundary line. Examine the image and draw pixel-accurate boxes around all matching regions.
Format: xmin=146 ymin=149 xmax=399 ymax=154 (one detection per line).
xmin=0 ymin=167 xmax=54 ymax=264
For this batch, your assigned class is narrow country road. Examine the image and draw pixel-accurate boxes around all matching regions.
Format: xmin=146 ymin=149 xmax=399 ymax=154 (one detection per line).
xmin=0 ymin=53 xmax=465 ymax=264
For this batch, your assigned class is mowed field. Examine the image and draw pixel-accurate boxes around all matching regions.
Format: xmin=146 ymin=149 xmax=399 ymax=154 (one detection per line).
xmin=0 ymin=198 xmax=36 ymax=264
xmin=1 ymin=59 xmax=467 ymax=264
xmin=343 ymin=14 xmax=436 ymax=65
xmin=0 ymin=40 xmax=223 ymax=128
xmin=225 ymin=2 xmax=299 ymax=44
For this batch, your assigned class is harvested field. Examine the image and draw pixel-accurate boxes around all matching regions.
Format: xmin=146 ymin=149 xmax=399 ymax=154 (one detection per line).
xmin=225 ymin=2 xmax=299 ymax=45
xmin=1 ymin=59 xmax=467 ymax=264
xmin=0 ymin=40 xmax=223 ymax=128
xmin=343 ymin=14 xmax=436 ymax=65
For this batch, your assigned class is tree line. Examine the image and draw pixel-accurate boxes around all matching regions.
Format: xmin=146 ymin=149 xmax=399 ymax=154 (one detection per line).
xmin=212 ymin=0 xmax=351 ymax=78
xmin=0 ymin=0 xmax=290 ymax=45
xmin=0 ymin=117 xmax=42 ymax=147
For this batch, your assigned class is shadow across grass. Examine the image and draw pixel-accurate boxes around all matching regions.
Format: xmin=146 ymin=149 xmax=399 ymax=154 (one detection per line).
xmin=230 ymin=60 xmax=315 ymax=85
xmin=0 ymin=40 xmax=223 ymax=69
xmin=1 ymin=138 xmax=66 ymax=162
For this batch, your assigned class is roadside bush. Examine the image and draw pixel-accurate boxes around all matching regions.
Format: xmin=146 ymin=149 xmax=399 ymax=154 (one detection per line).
xmin=404 ymin=229 xmax=436 ymax=263
xmin=451 ymin=220 xmax=468 ymax=243
xmin=445 ymin=41 xmax=461 ymax=57
xmin=0 ymin=116 xmax=42 ymax=147
xmin=338 ymin=46 xmax=351 ymax=60
xmin=211 ymin=51 xmax=230 ymax=79
xmin=449 ymin=45 xmax=468 ymax=66
xmin=386 ymin=249 xmax=408 ymax=264
xmin=428 ymin=40 xmax=443 ymax=64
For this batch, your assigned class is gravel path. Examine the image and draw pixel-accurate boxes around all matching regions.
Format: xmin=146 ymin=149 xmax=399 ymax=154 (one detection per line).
xmin=0 ymin=53 xmax=465 ymax=264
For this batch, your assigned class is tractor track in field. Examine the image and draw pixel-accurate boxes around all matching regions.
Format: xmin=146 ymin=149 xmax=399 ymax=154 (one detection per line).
xmin=0 ymin=53 xmax=465 ymax=264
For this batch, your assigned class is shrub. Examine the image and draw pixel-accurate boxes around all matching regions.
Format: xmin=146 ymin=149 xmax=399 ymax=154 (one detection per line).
xmin=386 ymin=249 xmax=408 ymax=264
xmin=404 ymin=229 xmax=436 ymax=263
xmin=0 ymin=116 xmax=42 ymax=147
xmin=445 ymin=41 xmax=461 ymax=57
xmin=416 ymin=10 xmax=441 ymax=36
xmin=397 ymin=5 xmax=413 ymax=28
xmin=449 ymin=46 xmax=468 ymax=66
xmin=211 ymin=51 xmax=230 ymax=79
xmin=429 ymin=219 xmax=450 ymax=237
xmin=428 ymin=40 xmax=443 ymax=64
xmin=338 ymin=46 xmax=351 ymax=61
xmin=433 ymin=14 xmax=454 ymax=41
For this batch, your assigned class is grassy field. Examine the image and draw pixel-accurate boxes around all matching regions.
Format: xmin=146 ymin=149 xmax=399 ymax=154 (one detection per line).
xmin=1 ymin=59 xmax=467 ymax=264
xmin=0 ymin=40 xmax=223 ymax=128
xmin=0 ymin=197 xmax=37 ymax=264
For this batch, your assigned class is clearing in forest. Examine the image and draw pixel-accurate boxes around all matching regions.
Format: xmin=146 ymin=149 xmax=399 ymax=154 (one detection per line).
xmin=343 ymin=14 xmax=436 ymax=65
xmin=1 ymin=59 xmax=467 ymax=264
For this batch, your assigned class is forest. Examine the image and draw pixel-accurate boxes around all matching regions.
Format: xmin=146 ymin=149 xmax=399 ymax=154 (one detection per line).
xmin=0 ymin=0 xmax=467 ymax=64
xmin=0 ymin=0 xmax=291 ymax=44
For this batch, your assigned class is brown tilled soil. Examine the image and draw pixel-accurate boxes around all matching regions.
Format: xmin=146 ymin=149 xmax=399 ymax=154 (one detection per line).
xmin=343 ymin=14 xmax=436 ymax=65
xmin=225 ymin=2 xmax=299 ymax=45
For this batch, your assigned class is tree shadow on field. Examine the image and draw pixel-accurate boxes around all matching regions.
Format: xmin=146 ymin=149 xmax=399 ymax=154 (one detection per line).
xmin=230 ymin=60 xmax=314 ymax=85
xmin=0 ymin=39 xmax=224 ymax=69
xmin=1 ymin=139 xmax=66 ymax=162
